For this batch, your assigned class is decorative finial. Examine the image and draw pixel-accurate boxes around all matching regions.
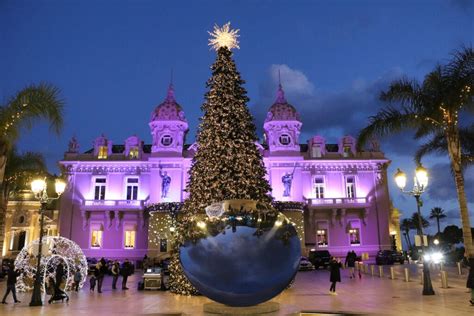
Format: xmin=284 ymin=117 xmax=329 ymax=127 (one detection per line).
xmin=166 ymin=83 xmax=175 ymax=102
xmin=208 ymin=22 xmax=240 ymax=51
xmin=275 ymin=71 xmax=286 ymax=104
xmin=170 ymin=68 xmax=174 ymax=86
xmin=278 ymin=68 xmax=281 ymax=87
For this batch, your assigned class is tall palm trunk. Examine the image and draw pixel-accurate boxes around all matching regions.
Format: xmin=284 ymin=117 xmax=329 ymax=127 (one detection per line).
xmin=446 ymin=128 xmax=473 ymax=257
xmin=436 ymin=218 xmax=441 ymax=235
xmin=403 ymin=232 xmax=410 ymax=250
xmin=405 ymin=229 xmax=412 ymax=249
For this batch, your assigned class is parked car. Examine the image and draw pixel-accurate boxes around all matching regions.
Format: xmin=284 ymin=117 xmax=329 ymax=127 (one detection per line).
xmin=375 ymin=250 xmax=405 ymax=265
xmin=299 ymin=256 xmax=315 ymax=271
xmin=308 ymin=250 xmax=331 ymax=269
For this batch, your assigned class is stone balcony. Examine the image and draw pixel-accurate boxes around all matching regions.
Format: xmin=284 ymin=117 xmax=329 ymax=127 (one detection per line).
xmin=83 ymin=199 xmax=146 ymax=210
xmin=305 ymin=197 xmax=370 ymax=209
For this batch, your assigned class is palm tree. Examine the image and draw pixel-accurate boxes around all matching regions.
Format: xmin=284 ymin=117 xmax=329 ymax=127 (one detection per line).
xmin=357 ymin=47 xmax=474 ymax=256
xmin=0 ymin=83 xmax=64 ymax=255
xmin=410 ymin=212 xmax=430 ymax=235
xmin=429 ymin=207 xmax=447 ymax=235
xmin=400 ymin=218 xmax=414 ymax=249
xmin=0 ymin=149 xmax=48 ymax=253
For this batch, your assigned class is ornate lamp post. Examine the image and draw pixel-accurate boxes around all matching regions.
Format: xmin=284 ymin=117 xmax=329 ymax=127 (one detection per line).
xmin=394 ymin=165 xmax=435 ymax=295
xmin=29 ymin=178 xmax=66 ymax=306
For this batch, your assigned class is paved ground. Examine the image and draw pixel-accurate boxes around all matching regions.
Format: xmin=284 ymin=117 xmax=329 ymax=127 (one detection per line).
xmin=0 ymin=264 xmax=472 ymax=315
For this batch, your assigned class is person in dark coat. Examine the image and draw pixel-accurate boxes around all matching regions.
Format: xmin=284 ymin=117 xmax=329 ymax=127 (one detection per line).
xmin=111 ymin=260 xmax=120 ymax=290
xmin=1 ymin=263 xmax=21 ymax=304
xmin=121 ymin=259 xmax=132 ymax=290
xmin=95 ymin=258 xmax=107 ymax=293
xmin=345 ymin=251 xmax=356 ymax=278
xmin=466 ymin=256 xmax=474 ymax=305
xmin=329 ymin=257 xmax=342 ymax=295
xmin=50 ymin=262 xmax=69 ymax=303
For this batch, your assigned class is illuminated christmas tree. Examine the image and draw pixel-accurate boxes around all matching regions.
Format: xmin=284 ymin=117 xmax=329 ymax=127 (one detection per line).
xmin=169 ymin=23 xmax=272 ymax=295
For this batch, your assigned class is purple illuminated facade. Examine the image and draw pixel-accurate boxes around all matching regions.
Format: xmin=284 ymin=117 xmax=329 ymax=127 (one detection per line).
xmin=59 ymin=84 xmax=394 ymax=262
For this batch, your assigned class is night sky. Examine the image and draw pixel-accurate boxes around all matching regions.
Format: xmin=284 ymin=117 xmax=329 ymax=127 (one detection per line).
xmin=1 ymin=0 xmax=473 ymax=237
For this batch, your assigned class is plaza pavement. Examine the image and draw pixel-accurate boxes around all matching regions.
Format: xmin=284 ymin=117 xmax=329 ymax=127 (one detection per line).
xmin=0 ymin=264 xmax=472 ymax=316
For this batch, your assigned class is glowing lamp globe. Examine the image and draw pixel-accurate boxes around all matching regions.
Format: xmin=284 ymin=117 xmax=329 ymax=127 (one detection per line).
xmin=415 ymin=165 xmax=428 ymax=189
xmin=55 ymin=179 xmax=66 ymax=195
xmin=394 ymin=168 xmax=407 ymax=190
xmin=180 ymin=203 xmax=300 ymax=307
xmin=31 ymin=179 xmax=46 ymax=194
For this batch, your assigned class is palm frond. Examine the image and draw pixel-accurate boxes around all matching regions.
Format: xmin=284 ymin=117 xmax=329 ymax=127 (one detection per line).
xmin=414 ymin=132 xmax=446 ymax=164
xmin=380 ymin=78 xmax=420 ymax=106
xmin=0 ymin=82 xmax=64 ymax=143
xmin=357 ymin=106 xmax=418 ymax=150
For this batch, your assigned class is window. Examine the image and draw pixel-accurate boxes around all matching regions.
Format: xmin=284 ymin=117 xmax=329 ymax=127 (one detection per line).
xmin=126 ymin=178 xmax=139 ymax=200
xmin=18 ymin=216 xmax=25 ymax=224
xmin=124 ymin=230 xmax=136 ymax=249
xmin=343 ymin=146 xmax=351 ymax=157
xmin=94 ymin=178 xmax=106 ymax=200
xmin=98 ymin=146 xmax=108 ymax=159
xmin=349 ymin=229 xmax=360 ymax=245
xmin=345 ymin=176 xmax=355 ymax=198
xmin=314 ymin=177 xmax=325 ymax=199
xmin=129 ymin=147 xmax=139 ymax=159
xmin=279 ymin=134 xmax=291 ymax=145
xmin=161 ymin=135 xmax=173 ymax=146
xmin=312 ymin=145 xmax=322 ymax=158
xmin=91 ymin=230 xmax=103 ymax=248
xmin=9 ymin=231 xmax=15 ymax=251
xmin=160 ymin=239 xmax=168 ymax=252
xmin=316 ymin=229 xmax=328 ymax=247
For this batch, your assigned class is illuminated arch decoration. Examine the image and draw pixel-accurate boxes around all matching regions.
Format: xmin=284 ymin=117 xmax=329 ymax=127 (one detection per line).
xmin=14 ymin=236 xmax=88 ymax=292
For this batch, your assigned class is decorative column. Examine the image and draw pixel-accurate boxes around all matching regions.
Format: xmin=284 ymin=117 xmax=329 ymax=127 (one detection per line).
xmin=81 ymin=210 xmax=90 ymax=230
xmin=339 ymin=209 xmax=346 ymax=227
xmin=331 ymin=209 xmax=338 ymax=226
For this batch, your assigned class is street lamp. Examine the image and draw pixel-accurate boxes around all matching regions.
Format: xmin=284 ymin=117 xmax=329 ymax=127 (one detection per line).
xmin=29 ymin=178 xmax=65 ymax=306
xmin=394 ymin=165 xmax=435 ymax=296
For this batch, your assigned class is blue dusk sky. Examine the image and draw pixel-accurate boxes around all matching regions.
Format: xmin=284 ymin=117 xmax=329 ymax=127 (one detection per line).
xmin=1 ymin=0 xmax=473 ymax=235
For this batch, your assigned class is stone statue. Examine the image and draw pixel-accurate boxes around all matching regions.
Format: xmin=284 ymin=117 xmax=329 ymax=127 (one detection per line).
xmin=159 ymin=168 xmax=171 ymax=198
xmin=68 ymin=136 xmax=79 ymax=153
xmin=282 ymin=172 xmax=293 ymax=197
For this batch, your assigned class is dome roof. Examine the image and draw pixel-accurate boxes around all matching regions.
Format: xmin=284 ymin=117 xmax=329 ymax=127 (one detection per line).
xmin=151 ymin=85 xmax=187 ymax=122
xmin=265 ymin=85 xmax=301 ymax=122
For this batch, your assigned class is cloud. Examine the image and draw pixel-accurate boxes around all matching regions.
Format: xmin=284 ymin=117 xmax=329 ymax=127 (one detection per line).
xmin=251 ymin=64 xmax=420 ymax=154
xmin=426 ymin=163 xmax=474 ymax=202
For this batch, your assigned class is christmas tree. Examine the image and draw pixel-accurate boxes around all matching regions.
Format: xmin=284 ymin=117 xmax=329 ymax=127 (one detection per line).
xmin=169 ymin=23 xmax=272 ymax=295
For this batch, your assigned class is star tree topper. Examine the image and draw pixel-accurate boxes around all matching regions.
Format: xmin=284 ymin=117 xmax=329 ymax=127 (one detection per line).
xmin=208 ymin=22 xmax=240 ymax=51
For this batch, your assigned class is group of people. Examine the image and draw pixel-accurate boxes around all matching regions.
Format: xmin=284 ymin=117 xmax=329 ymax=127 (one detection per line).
xmin=1 ymin=257 xmax=134 ymax=305
xmin=89 ymin=258 xmax=133 ymax=293
xmin=327 ymin=250 xmax=474 ymax=304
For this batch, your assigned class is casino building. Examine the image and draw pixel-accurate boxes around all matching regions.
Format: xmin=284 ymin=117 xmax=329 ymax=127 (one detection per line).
xmin=58 ymin=83 xmax=398 ymax=263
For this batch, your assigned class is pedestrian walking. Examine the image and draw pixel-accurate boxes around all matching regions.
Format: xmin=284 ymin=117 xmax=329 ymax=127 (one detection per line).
xmin=111 ymin=260 xmax=120 ymax=290
xmin=95 ymin=258 xmax=108 ymax=293
xmin=48 ymin=277 xmax=69 ymax=304
xmin=89 ymin=274 xmax=97 ymax=292
xmin=73 ymin=269 xmax=82 ymax=291
xmin=345 ymin=251 xmax=356 ymax=279
xmin=329 ymin=257 xmax=342 ymax=295
xmin=1 ymin=263 xmax=21 ymax=304
xmin=121 ymin=259 xmax=132 ymax=290
xmin=466 ymin=255 xmax=474 ymax=306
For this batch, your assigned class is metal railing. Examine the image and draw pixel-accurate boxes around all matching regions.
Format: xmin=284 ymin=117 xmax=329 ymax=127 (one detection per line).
xmin=306 ymin=197 xmax=369 ymax=206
